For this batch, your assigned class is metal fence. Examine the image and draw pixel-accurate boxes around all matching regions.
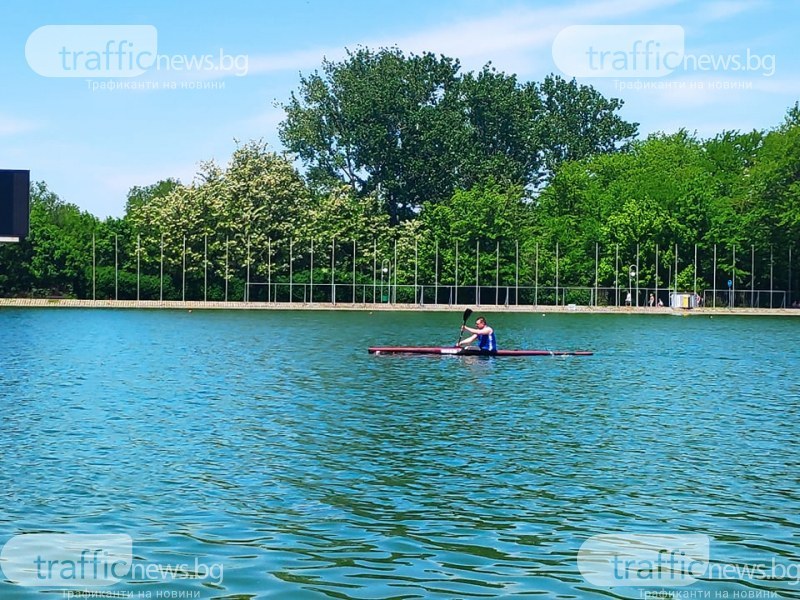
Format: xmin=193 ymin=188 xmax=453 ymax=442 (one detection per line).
xmin=14 ymin=233 xmax=797 ymax=308
xmin=243 ymin=283 xmax=788 ymax=309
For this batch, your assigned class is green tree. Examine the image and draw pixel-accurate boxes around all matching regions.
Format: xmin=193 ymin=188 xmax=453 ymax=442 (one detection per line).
xmin=280 ymin=47 xmax=463 ymax=224
xmin=536 ymin=131 xmax=720 ymax=296
xmin=418 ymin=179 xmax=532 ymax=291
xmin=455 ymin=66 xmax=543 ymax=188
xmin=126 ymin=141 xmax=310 ymax=299
xmin=538 ymin=75 xmax=638 ymax=176
xmin=0 ymin=181 xmax=101 ymax=297
xmin=125 ymin=178 xmax=181 ymax=215
xmin=280 ymin=48 xmax=637 ymax=224
xmin=738 ymin=106 xmax=800 ymax=297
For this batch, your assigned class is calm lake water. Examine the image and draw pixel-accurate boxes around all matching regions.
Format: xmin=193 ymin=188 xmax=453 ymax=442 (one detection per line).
xmin=1 ymin=308 xmax=799 ymax=599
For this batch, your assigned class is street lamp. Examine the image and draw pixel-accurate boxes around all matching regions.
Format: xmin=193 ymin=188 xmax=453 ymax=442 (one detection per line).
xmin=628 ymin=265 xmax=637 ymax=307
xmin=380 ymin=259 xmax=390 ymax=303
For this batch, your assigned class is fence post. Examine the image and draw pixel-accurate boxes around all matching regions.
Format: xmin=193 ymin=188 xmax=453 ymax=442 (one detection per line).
xmin=414 ymin=237 xmax=419 ymax=305
xmin=515 ymin=240 xmax=519 ymax=306
xmin=751 ymin=245 xmax=755 ymax=308
xmin=636 ymin=243 xmax=640 ymax=307
xmin=435 ymin=239 xmax=439 ymax=306
xmin=495 ymin=241 xmax=500 ymax=306
xmin=267 ymin=237 xmax=272 ymax=303
xmin=245 ymin=236 xmax=250 ymax=303
xmin=393 ymin=237 xmax=397 ymax=304
xmin=455 ymin=240 xmax=459 ymax=306
xmin=161 ymin=233 xmax=165 ymax=302
xmin=770 ymin=245 xmax=774 ymax=309
xmin=182 ymin=235 xmax=186 ymax=302
xmin=224 ymin=236 xmax=228 ymax=302
xmin=555 ymin=242 xmax=560 ymax=307
xmin=475 ymin=240 xmax=480 ymax=307
xmin=712 ymin=244 xmax=716 ymax=308
xmin=655 ymin=244 xmax=659 ymax=307
xmin=92 ymin=233 xmax=96 ymax=301
xmin=331 ymin=236 xmax=335 ymax=306
xmin=289 ymin=238 xmax=293 ymax=304
xmin=535 ymin=241 xmax=539 ymax=307
xmin=675 ymin=243 xmax=679 ymax=297
xmin=614 ymin=244 xmax=618 ymax=306
xmin=181 ymin=234 xmax=186 ymax=302
xmin=789 ymin=246 xmax=793 ymax=307
xmin=594 ymin=242 xmax=598 ymax=308
xmin=310 ymin=239 xmax=314 ymax=304
xmin=732 ymin=245 xmax=736 ymax=308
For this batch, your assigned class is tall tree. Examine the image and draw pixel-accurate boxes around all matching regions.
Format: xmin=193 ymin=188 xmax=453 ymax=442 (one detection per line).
xmin=538 ymin=75 xmax=638 ymax=177
xmin=280 ymin=48 xmax=637 ymax=224
xmin=456 ymin=66 xmax=543 ymax=189
xmin=536 ymin=131 xmax=721 ymax=293
xmin=126 ymin=140 xmax=310 ymax=297
xmin=280 ymin=47 xmax=463 ymax=224
xmin=124 ymin=179 xmax=182 ymax=215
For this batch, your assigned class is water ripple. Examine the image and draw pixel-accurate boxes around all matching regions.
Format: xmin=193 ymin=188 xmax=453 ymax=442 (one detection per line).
xmin=0 ymin=309 xmax=798 ymax=598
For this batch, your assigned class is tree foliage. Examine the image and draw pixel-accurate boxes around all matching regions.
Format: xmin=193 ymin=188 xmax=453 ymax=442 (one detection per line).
xmin=280 ymin=47 xmax=637 ymax=224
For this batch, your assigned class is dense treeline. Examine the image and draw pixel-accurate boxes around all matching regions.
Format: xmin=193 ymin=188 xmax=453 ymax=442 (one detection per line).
xmin=280 ymin=48 xmax=637 ymax=224
xmin=1 ymin=48 xmax=798 ymax=304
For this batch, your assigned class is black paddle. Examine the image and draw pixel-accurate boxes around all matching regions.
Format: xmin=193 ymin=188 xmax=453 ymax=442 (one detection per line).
xmin=455 ymin=308 xmax=473 ymax=347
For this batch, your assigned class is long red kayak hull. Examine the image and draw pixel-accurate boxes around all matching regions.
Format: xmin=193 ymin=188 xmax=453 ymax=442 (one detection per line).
xmin=368 ymin=346 xmax=593 ymax=356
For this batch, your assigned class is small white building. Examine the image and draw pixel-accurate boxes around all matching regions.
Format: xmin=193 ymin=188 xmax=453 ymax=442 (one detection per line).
xmin=669 ymin=292 xmax=700 ymax=309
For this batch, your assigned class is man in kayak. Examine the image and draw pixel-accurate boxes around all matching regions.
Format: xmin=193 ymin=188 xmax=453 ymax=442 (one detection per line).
xmin=458 ymin=316 xmax=497 ymax=353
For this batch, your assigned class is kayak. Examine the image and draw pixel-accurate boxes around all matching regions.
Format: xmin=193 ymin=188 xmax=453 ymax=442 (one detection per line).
xmin=368 ymin=346 xmax=593 ymax=356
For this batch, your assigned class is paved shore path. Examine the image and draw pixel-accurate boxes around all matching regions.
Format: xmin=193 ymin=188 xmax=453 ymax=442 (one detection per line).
xmin=1 ymin=297 xmax=798 ymax=316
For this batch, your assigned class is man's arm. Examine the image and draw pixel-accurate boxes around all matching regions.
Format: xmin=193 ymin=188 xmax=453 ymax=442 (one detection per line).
xmin=463 ymin=325 xmax=492 ymax=335
xmin=458 ymin=334 xmax=477 ymax=347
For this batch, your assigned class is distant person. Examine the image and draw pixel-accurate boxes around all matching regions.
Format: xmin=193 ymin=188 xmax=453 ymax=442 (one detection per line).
xmin=458 ymin=316 xmax=497 ymax=353
xmin=625 ymin=291 xmax=632 ymax=307
xmin=648 ymin=293 xmax=655 ymax=307
xmin=657 ymin=298 xmax=664 ymax=307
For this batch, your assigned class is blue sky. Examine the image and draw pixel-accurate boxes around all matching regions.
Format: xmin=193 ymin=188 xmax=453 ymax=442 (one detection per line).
xmin=1 ymin=0 xmax=798 ymax=218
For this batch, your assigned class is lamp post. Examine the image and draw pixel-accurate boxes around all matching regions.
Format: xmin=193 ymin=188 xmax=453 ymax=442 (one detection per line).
xmin=380 ymin=259 xmax=390 ymax=303
xmin=667 ymin=264 xmax=672 ymax=307
xmin=628 ymin=265 xmax=637 ymax=307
